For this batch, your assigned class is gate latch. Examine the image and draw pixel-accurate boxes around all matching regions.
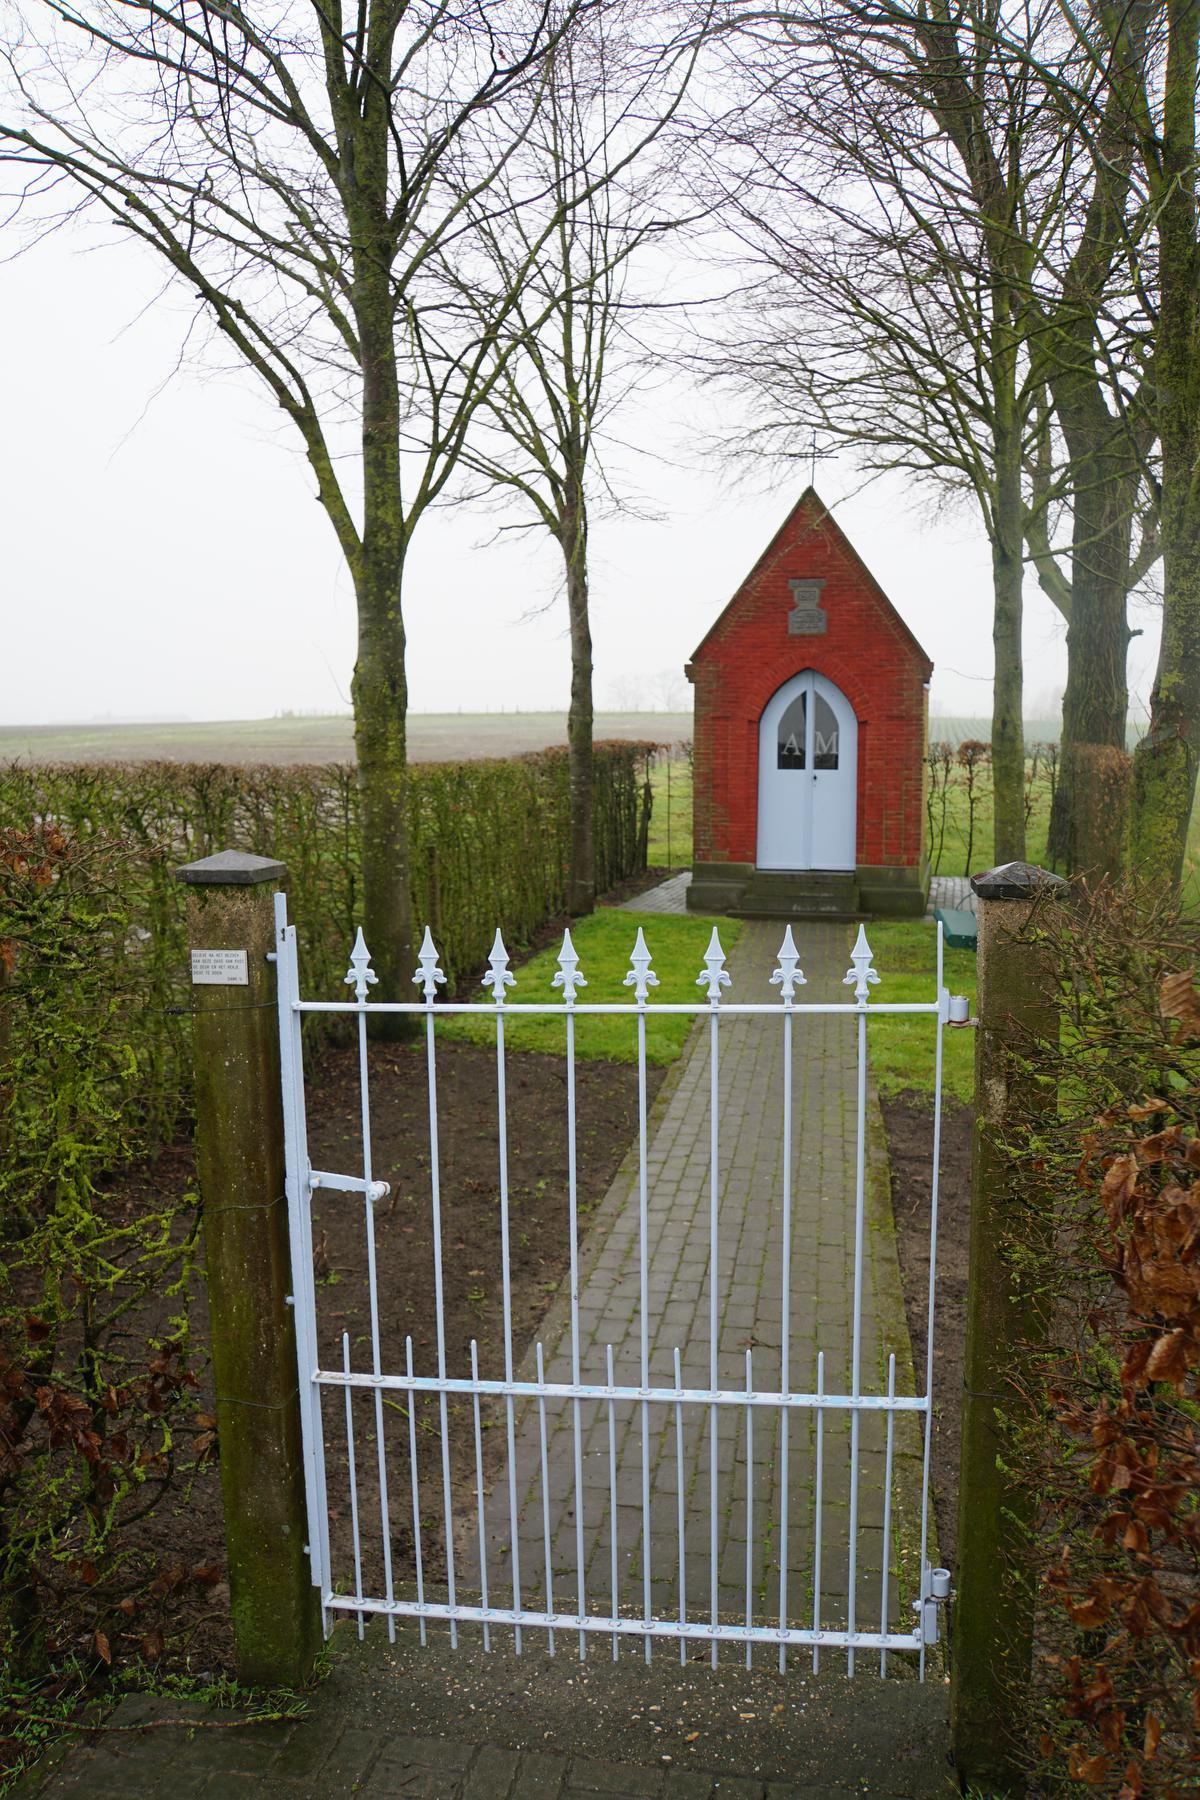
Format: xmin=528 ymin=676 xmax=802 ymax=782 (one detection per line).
xmin=912 ymin=1565 xmax=953 ymax=1644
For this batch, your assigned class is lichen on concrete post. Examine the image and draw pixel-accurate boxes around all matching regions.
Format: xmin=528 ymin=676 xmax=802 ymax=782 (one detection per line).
xmin=176 ymin=850 xmax=321 ymax=1687
xmin=951 ymin=859 xmax=1068 ymax=1794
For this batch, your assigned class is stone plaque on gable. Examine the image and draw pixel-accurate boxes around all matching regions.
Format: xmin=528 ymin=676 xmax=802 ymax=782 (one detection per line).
xmin=787 ymin=578 xmax=827 ymax=634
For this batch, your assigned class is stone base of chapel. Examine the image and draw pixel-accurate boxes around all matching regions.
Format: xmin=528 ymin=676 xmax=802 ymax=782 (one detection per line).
xmin=687 ymin=861 xmax=928 ymax=920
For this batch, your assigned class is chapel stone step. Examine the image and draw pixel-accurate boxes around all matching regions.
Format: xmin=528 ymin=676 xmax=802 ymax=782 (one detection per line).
xmin=734 ymin=870 xmax=861 ymax=919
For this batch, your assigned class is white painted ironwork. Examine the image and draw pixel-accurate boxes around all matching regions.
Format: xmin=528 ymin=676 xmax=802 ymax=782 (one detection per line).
xmin=274 ymin=894 xmax=955 ymax=1672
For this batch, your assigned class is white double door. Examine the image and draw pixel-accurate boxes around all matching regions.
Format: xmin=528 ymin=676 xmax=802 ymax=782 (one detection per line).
xmin=756 ymin=671 xmax=858 ymax=871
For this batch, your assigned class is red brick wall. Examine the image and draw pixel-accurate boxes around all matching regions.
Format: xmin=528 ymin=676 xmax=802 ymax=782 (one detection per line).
xmin=687 ymin=493 xmax=932 ymax=871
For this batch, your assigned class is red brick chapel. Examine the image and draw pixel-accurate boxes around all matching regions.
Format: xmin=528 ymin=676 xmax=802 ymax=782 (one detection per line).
xmin=685 ymin=488 xmax=933 ymax=919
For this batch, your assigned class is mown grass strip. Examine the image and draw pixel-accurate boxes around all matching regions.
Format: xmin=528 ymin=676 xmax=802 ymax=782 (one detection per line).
xmin=437 ymin=908 xmax=743 ymax=1065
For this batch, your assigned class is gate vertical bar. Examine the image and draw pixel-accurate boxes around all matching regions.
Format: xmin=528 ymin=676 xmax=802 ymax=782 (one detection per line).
xmin=624 ymin=929 xmax=657 ymax=1664
xmin=487 ymin=932 xmax=521 ymax=1651
xmin=470 ymin=1340 xmax=490 ymax=1651
xmin=346 ymin=931 xmax=396 ymax=1641
xmin=778 ymin=991 xmax=791 ymax=1672
xmin=638 ymin=996 xmax=651 ymax=1664
xmin=771 ymin=926 xmax=803 ymax=1673
xmin=918 ymin=921 xmax=947 ymax=1681
xmin=342 ymin=1332 xmax=365 ymax=1638
xmin=274 ymin=893 xmax=331 ymax=1626
xmin=709 ymin=1003 xmax=719 ymax=1669
xmin=405 ymin=1336 xmax=427 ymax=1646
xmin=607 ymin=1343 xmax=619 ymax=1660
xmin=674 ymin=1346 xmax=686 ymax=1664
xmin=536 ymin=1341 xmax=556 ymax=1654
xmin=555 ymin=932 xmax=588 ymax=1662
xmin=697 ymin=927 xmax=730 ymax=1669
xmin=844 ymin=926 xmax=878 ymax=1675
xmin=880 ymin=1353 xmax=897 ymax=1676
xmin=417 ymin=930 xmax=458 ymax=1647
xmin=812 ymin=1350 xmax=825 ymax=1672
xmin=744 ymin=1348 xmax=754 ymax=1668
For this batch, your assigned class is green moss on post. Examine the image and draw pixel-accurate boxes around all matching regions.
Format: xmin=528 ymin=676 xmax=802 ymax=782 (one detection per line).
xmin=951 ymin=860 xmax=1066 ymax=1795
xmin=177 ymin=850 xmax=321 ymax=1688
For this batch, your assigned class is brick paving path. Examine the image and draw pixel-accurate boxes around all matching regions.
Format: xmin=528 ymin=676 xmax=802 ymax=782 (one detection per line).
xmin=618 ymin=872 xmax=693 ymax=913
xmin=473 ymin=921 xmax=922 ymax=1658
xmin=925 ymin=876 xmax=974 ymax=916
xmin=18 ymin=1652 xmax=954 ymax=1798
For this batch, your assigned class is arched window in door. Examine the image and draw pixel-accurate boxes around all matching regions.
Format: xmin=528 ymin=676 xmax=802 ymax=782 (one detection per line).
xmin=813 ymin=690 xmax=839 ymax=769
xmin=777 ymin=691 xmax=807 ymax=768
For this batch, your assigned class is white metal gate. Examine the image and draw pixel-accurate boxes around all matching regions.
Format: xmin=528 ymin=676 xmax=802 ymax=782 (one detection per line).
xmin=274 ymin=893 xmax=955 ymax=1675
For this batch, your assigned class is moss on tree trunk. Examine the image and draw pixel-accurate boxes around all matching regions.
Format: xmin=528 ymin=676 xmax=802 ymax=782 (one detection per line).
xmin=350 ymin=170 xmax=416 ymax=1030
xmin=1130 ymin=0 xmax=1200 ymax=886
xmin=1046 ymin=440 xmax=1134 ymax=877
xmin=563 ymin=492 xmax=594 ymax=916
xmin=991 ymin=417 xmax=1027 ymax=863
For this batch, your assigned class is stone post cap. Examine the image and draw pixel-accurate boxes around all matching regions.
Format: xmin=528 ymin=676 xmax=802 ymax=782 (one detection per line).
xmin=969 ymin=860 xmax=1069 ymax=901
xmin=176 ymin=850 xmax=287 ymax=886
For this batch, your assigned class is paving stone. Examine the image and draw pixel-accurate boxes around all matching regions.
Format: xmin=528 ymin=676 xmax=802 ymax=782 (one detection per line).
xmin=267 ymin=1720 xmax=339 ymax=1780
xmin=373 ymin=1734 xmax=476 ymax=1774
xmin=358 ymin=1768 xmax=454 ymax=1798
xmin=507 ymin=1751 xmax=569 ymax=1798
xmin=567 ymin=1759 xmax=666 ymax=1795
xmin=661 ymin=1772 xmax=718 ymax=1799
xmin=305 ymin=1726 xmax=384 ymax=1787
xmin=462 ymin=1744 xmax=519 ymax=1795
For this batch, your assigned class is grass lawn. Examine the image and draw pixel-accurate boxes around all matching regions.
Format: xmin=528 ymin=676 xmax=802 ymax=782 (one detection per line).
xmin=646 ymin=756 xmax=693 ymax=867
xmin=864 ymin=918 xmax=977 ymax=1103
xmin=437 ymin=908 xmax=743 ymax=1066
xmin=437 ymin=906 xmax=975 ymax=1101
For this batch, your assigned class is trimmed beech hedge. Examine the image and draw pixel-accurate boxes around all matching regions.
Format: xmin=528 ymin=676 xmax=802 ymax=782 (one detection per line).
xmin=0 ymin=744 xmax=654 ymax=1155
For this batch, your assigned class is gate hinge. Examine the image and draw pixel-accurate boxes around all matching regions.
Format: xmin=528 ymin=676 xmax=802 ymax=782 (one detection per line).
xmin=912 ymin=1565 xmax=953 ymax=1643
xmin=307 ymin=1165 xmax=392 ymax=1205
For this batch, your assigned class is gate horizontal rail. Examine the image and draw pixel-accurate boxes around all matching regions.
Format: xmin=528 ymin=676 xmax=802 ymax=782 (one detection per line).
xmin=323 ymin=1595 xmax=923 ymax=1653
xmin=316 ymin=1371 xmax=929 ymax=1413
xmin=275 ymin=898 xmax=957 ymax=1679
xmin=293 ymin=1000 xmax=941 ymax=1016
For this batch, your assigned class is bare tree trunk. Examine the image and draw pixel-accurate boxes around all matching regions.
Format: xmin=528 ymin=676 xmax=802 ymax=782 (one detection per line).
xmin=1047 ymin=436 xmax=1133 ymax=877
xmin=563 ymin=491 xmax=594 ymax=915
xmin=352 ymin=261 xmax=415 ymax=1028
xmin=352 ymin=559 xmax=415 ymax=1025
xmin=1131 ymin=539 xmax=1200 ymax=884
xmin=992 ymin=546 xmax=1027 ymax=864
xmin=1130 ymin=0 xmax=1200 ymax=886
xmin=992 ymin=408 xmax=1027 ymax=863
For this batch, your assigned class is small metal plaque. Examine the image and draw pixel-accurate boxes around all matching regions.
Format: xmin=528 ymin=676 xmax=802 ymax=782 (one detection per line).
xmin=190 ymin=948 xmax=249 ymax=986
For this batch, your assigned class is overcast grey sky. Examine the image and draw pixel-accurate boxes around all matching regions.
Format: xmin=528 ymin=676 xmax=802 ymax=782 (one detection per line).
xmin=3 ymin=223 xmax=1164 ymax=728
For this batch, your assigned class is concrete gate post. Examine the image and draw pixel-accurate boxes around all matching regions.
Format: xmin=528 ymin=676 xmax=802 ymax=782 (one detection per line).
xmin=177 ymin=850 xmax=321 ymax=1686
xmin=950 ymin=859 xmax=1068 ymax=1794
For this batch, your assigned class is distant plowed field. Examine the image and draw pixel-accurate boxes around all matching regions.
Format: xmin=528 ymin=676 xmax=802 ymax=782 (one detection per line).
xmin=0 ymin=711 xmax=694 ymax=765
